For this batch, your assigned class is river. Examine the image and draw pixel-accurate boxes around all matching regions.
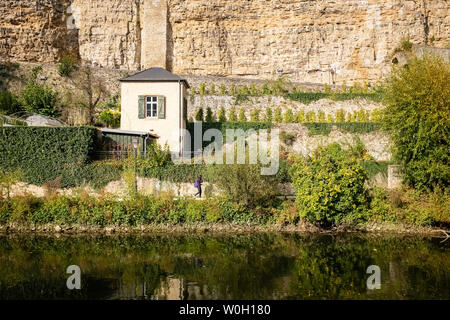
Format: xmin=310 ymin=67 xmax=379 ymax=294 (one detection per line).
xmin=0 ymin=233 xmax=448 ymax=300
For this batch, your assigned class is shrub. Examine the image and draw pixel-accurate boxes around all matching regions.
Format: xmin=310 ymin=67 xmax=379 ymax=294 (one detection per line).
xmin=317 ymin=110 xmax=326 ymax=123
xmin=296 ymin=109 xmax=305 ymax=123
xmin=218 ymin=107 xmax=227 ymax=122
xmin=274 ymin=107 xmax=282 ymax=123
xmin=98 ymin=109 xmax=120 ymax=128
xmin=264 ymin=107 xmax=273 ymax=123
xmin=381 ymin=55 xmax=450 ymax=191
xmin=210 ymin=83 xmax=216 ymax=95
xmin=207 ymin=162 xmax=279 ymax=208
xmin=289 ymin=143 xmax=369 ymax=227
xmin=228 ymin=106 xmax=237 ymax=122
xmin=336 ymin=109 xmax=346 ymax=122
xmin=283 ymin=109 xmax=294 ymax=123
xmin=229 ymin=84 xmax=236 ymax=95
xmin=195 ymin=107 xmax=204 ymax=121
xmin=205 ymin=107 xmax=214 ymax=122
xmin=199 ymin=82 xmax=206 ymax=95
xmin=250 ymin=109 xmax=260 ymax=122
xmin=58 ymin=56 xmax=76 ymax=77
xmin=238 ymin=108 xmax=247 ymax=122
xmin=305 ymin=111 xmax=316 ymax=122
xmin=0 ymin=90 xmax=22 ymax=115
xmin=21 ymin=80 xmax=60 ymax=117
xmin=219 ymin=84 xmax=227 ymax=95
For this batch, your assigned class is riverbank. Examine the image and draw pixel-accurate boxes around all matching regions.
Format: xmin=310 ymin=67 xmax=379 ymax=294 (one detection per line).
xmin=0 ymin=221 xmax=448 ymax=239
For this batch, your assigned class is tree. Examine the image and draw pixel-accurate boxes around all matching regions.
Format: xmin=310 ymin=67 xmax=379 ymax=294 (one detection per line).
xmin=74 ymin=66 xmax=107 ymax=125
xmin=289 ymin=143 xmax=369 ymax=227
xmin=381 ymin=55 xmax=450 ymax=191
xmin=218 ymin=107 xmax=227 ymax=122
xmin=205 ymin=107 xmax=214 ymax=122
xmin=195 ymin=107 xmax=204 ymax=122
xmin=21 ymin=80 xmax=60 ymax=117
xmin=228 ymin=106 xmax=237 ymax=121
xmin=58 ymin=56 xmax=76 ymax=77
xmin=283 ymin=109 xmax=294 ymax=123
xmin=238 ymin=108 xmax=247 ymax=122
xmin=274 ymin=107 xmax=282 ymax=123
xmin=0 ymin=90 xmax=22 ymax=115
xmin=265 ymin=107 xmax=273 ymax=123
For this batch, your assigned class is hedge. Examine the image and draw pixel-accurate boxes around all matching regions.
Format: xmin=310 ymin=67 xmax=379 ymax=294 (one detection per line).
xmin=304 ymin=122 xmax=382 ymax=136
xmin=0 ymin=126 xmax=100 ymax=186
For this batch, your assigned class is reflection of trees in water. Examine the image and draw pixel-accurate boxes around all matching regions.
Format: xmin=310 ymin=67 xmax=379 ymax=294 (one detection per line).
xmin=0 ymin=234 xmax=448 ymax=300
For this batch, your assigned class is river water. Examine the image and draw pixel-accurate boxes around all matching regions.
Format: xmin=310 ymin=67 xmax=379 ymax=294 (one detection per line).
xmin=0 ymin=233 xmax=448 ymax=300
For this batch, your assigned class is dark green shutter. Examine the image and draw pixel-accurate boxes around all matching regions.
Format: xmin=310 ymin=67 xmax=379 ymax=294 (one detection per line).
xmin=158 ymin=96 xmax=166 ymax=119
xmin=138 ymin=96 xmax=145 ymax=119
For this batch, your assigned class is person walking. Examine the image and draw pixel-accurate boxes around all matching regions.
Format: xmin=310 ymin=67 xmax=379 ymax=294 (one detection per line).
xmin=194 ymin=175 xmax=203 ymax=198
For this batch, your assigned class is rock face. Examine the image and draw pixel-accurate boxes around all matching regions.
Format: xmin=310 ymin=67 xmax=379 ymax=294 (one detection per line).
xmin=1 ymin=0 xmax=449 ymax=84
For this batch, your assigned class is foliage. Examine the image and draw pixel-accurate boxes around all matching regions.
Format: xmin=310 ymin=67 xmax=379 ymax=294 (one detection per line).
xmin=0 ymin=169 xmax=23 ymax=199
xmin=206 ymin=162 xmax=279 ymax=207
xmin=205 ymin=107 xmax=214 ymax=122
xmin=304 ymin=122 xmax=382 ymax=136
xmin=228 ymin=106 xmax=237 ymax=122
xmin=195 ymin=107 xmax=204 ymax=122
xmin=97 ymin=109 xmax=120 ymax=128
xmin=218 ymin=107 xmax=227 ymax=122
xmin=58 ymin=56 xmax=76 ymax=77
xmin=238 ymin=108 xmax=247 ymax=122
xmin=296 ymin=109 xmax=305 ymax=123
xmin=285 ymin=91 xmax=382 ymax=104
xmin=199 ymin=82 xmax=206 ymax=95
xmin=21 ymin=80 xmax=60 ymax=117
xmin=283 ymin=109 xmax=294 ymax=123
xmin=264 ymin=107 xmax=273 ymax=123
xmin=305 ymin=111 xmax=316 ymax=122
xmin=139 ymin=142 xmax=171 ymax=169
xmin=210 ymin=83 xmax=216 ymax=95
xmin=274 ymin=107 xmax=282 ymax=123
xmin=219 ymin=84 xmax=227 ymax=95
xmin=289 ymin=143 xmax=369 ymax=227
xmin=0 ymin=126 xmax=98 ymax=186
xmin=0 ymin=90 xmax=22 ymax=115
xmin=381 ymin=55 xmax=450 ymax=191
xmin=250 ymin=109 xmax=260 ymax=122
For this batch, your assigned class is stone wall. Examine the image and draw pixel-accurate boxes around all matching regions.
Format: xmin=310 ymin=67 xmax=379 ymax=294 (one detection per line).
xmin=1 ymin=0 xmax=449 ymax=84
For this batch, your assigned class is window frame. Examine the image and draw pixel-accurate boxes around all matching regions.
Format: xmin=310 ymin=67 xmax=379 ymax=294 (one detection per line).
xmin=145 ymin=96 xmax=158 ymax=119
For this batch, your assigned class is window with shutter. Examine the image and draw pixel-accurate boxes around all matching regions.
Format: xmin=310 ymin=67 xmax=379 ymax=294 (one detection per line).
xmin=157 ymin=96 xmax=166 ymax=119
xmin=138 ymin=96 xmax=145 ymax=119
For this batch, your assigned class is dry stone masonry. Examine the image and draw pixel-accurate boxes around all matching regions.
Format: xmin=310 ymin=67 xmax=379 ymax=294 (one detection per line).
xmin=1 ymin=0 xmax=449 ymax=84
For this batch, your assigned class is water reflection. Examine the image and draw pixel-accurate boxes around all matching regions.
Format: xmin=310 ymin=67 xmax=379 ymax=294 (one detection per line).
xmin=0 ymin=233 xmax=448 ymax=300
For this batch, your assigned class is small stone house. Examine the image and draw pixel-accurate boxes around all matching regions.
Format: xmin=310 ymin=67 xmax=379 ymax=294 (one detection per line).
xmin=120 ymin=67 xmax=190 ymax=154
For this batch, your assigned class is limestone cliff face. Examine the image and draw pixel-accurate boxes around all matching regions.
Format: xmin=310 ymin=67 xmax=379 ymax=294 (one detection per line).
xmin=1 ymin=0 xmax=449 ymax=84
xmin=0 ymin=0 xmax=78 ymax=63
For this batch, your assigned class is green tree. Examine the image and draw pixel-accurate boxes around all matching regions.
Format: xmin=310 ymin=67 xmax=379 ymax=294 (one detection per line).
xmin=381 ymin=55 xmax=450 ymax=191
xmin=210 ymin=83 xmax=216 ymax=95
xmin=219 ymin=84 xmax=227 ymax=95
xmin=0 ymin=90 xmax=22 ymax=115
xmin=305 ymin=111 xmax=316 ymax=122
xmin=58 ymin=56 xmax=76 ymax=77
xmin=218 ymin=107 xmax=227 ymax=122
xmin=289 ymin=143 xmax=369 ymax=227
xmin=230 ymin=84 xmax=236 ymax=95
xmin=205 ymin=107 xmax=214 ymax=122
xmin=265 ymin=107 xmax=273 ymax=123
xmin=284 ymin=109 xmax=294 ymax=123
xmin=21 ymin=81 xmax=60 ymax=117
xmin=195 ymin=107 xmax=204 ymax=121
xmin=228 ymin=106 xmax=237 ymax=122
xmin=336 ymin=109 xmax=346 ymax=122
xmin=199 ymin=82 xmax=207 ymax=95
xmin=318 ymin=110 xmax=326 ymax=122
xmin=296 ymin=109 xmax=305 ymax=123
xmin=250 ymin=109 xmax=260 ymax=122
xmin=238 ymin=108 xmax=247 ymax=122
xmin=274 ymin=107 xmax=283 ymax=123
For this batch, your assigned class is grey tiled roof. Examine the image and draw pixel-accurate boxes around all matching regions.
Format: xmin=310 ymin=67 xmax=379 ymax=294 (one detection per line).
xmin=120 ymin=67 xmax=190 ymax=87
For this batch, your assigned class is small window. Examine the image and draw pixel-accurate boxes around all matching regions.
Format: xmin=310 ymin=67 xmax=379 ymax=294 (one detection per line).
xmin=146 ymin=96 xmax=158 ymax=118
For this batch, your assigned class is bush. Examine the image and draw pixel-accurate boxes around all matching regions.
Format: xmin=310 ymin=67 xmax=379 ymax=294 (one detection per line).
xmin=0 ymin=90 xmax=22 ymax=115
xmin=218 ymin=107 xmax=227 ymax=122
xmin=21 ymin=80 xmax=60 ymax=117
xmin=205 ymin=107 xmax=214 ymax=122
xmin=58 ymin=56 xmax=76 ymax=77
xmin=238 ymin=108 xmax=247 ymax=122
xmin=289 ymin=143 xmax=369 ymax=227
xmin=381 ymin=55 xmax=450 ymax=191
xmin=195 ymin=107 xmax=204 ymax=121
xmin=0 ymin=126 xmax=98 ymax=186
xmin=98 ymin=109 xmax=120 ymax=128
xmin=206 ymin=162 xmax=279 ymax=208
